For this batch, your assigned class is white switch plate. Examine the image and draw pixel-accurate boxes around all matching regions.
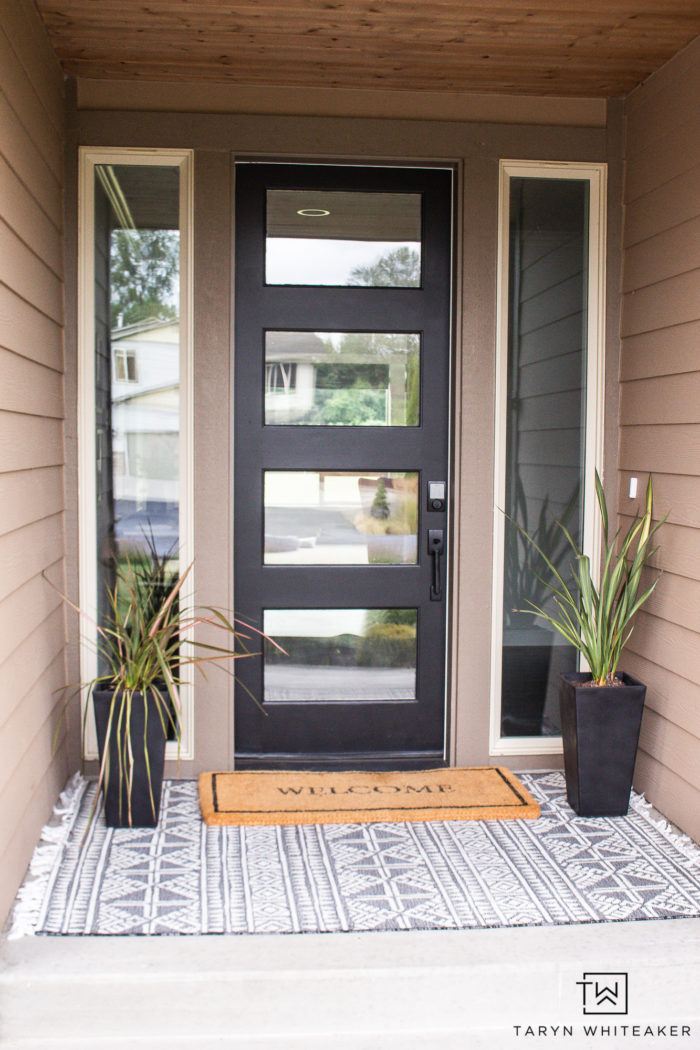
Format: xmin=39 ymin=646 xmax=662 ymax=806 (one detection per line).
xmin=629 ymin=476 xmax=638 ymax=499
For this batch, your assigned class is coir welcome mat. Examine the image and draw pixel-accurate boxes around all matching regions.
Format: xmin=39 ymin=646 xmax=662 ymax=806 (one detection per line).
xmin=198 ymin=766 xmax=539 ymax=826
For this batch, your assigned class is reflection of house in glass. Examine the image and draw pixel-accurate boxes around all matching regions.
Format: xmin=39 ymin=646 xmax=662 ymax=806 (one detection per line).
xmin=110 ymin=317 xmax=180 ymax=556
xmin=264 ymin=330 xmax=420 ymax=426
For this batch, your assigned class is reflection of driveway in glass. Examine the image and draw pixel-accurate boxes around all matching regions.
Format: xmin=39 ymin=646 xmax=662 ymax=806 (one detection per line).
xmin=115 ymin=509 xmax=179 ymax=558
xmin=266 ymin=506 xmax=364 ymax=546
xmin=264 ymin=664 xmax=416 ymax=701
xmin=265 ymin=545 xmax=368 ymax=564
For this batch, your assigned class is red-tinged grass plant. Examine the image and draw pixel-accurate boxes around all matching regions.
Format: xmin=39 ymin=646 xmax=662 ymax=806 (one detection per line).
xmin=49 ymin=554 xmax=280 ymax=826
xmin=512 ymin=472 xmax=665 ymax=687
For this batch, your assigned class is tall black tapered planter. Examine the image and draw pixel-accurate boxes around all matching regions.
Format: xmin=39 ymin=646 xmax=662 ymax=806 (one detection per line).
xmin=93 ymin=686 xmax=167 ymax=828
xmin=559 ymin=671 xmax=647 ymax=817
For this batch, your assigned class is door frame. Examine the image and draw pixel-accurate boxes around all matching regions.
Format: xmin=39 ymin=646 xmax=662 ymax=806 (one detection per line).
xmin=230 ymin=156 xmax=461 ymax=767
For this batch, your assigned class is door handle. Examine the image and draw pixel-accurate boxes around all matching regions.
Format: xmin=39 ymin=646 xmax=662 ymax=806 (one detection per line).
xmin=428 ymin=529 xmax=444 ymax=601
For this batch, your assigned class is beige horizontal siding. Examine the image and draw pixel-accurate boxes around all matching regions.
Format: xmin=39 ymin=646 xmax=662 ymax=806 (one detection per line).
xmin=626 ymin=652 xmax=700 ymax=736
xmin=0 ymin=31 xmax=62 ymax=181
xmin=0 ymin=348 xmax=63 ymax=418
xmin=0 ymin=90 xmax=62 ymax=228
xmin=619 ymin=372 xmax=700 ymax=425
xmin=617 ymin=518 xmax=700 ymax=590
xmin=0 ymin=0 xmax=66 ymax=926
xmin=0 ymin=412 xmax=64 ymax=473
xmin=625 ymin=119 xmax=700 ymax=205
xmin=0 ymin=0 xmax=64 ymax=132
xmin=620 ymin=320 xmax=700 ymax=382
xmin=0 ymin=468 xmax=65 ymax=537
xmin=621 ymin=33 xmax=700 ymax=842
xmin=642 ymin=572 xmax=700 ymax=635
xmin=0 ymin=560 xmax=63 ymax=668
xmin=0 ymin=639 xmax=67 ymax=787
xmin=621 ymin=267 xmax=700 ymax=336
xmin=0 ymin=757 xmax=67 ymax=937
xmin=0 ymin=694 xmax=68 ymax=896
xmin=638 ymin=707 xmax=700 ymax=793
xmin=618 ymin=425 xmax=700 ymax=475
xmin=0 ymin=219 xmax=63 ymax=322
xmin=0 ymin=155 xmax=62 ymax=274
xmin=0 ymin=283 xmax=63 ymax=370
xmin=632 ymin=523 xmax=700 ymax=582
xmin=619 ymin=471 xmax=700 ymax=530
xmin=633 ymin=750 xmax=700 ymax=845
xmin=623 ymin=215 xmax=700 ymax=293
xmin=0 ymin=514 xmax=65 ymax=605
xmin=625 ymin=42 xmax=700 ymax=157
xmin=624 ymin=162 xmax=700 ymax=248
xmin=626 ymin=611 xmax=700 ymax=686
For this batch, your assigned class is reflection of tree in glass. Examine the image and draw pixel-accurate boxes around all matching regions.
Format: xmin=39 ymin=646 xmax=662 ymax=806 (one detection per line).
xmin=311 ymin=388 xmax=384 ymax=425
xmin=366 ymin=609 xmax=416 ymax=627
xmin=316 ymin=362 xmax=387 ymax=389
xmin=110 ymin=229 xmax=179 ymax=327
xmin=348 ymin=246 xmax=420 ymax=288
xmin=310 ymin=333 xmax=418 ymax=426
xmin=359 ymin=608 xmax=417 ymax=667
xmin=331 ymin=331 xmax=413 ymax=359
xmin=370 ymin=477 xmax=391 ymax=519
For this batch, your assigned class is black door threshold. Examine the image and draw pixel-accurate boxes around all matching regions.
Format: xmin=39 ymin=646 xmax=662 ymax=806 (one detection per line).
xmin=235 ymin=751 xmax=446 ymax=771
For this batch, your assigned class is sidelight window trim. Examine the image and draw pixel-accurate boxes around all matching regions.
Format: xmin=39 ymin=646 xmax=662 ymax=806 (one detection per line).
xmin=77 ymin=147 xmax=195 ymax=760
xmin=490 ymin=159 xmax=607 ymax=757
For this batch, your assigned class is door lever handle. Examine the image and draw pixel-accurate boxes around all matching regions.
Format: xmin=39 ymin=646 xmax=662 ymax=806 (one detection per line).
xmin=428 ymin=529 xmax=444 ymax=601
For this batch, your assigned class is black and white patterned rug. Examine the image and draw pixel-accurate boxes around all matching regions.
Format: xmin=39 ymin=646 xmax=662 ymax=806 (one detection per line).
xmin=10 ymin=771 xmax=700 ymax=937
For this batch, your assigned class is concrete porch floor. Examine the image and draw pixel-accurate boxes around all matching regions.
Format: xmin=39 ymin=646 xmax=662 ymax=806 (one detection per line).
xmin=1 ymin=918 xmax=699 ymax=1049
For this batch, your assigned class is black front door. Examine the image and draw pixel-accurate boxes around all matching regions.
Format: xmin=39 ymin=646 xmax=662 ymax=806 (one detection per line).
xmin=234 ymin=162 xmax=453 ymax=769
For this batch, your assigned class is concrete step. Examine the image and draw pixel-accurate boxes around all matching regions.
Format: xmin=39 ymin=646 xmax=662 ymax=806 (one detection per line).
xmin=2 ymin=921 xmax=699 ymax=1049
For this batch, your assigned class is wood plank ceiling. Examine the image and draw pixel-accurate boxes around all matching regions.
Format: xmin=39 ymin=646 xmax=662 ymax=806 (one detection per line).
xmin=35 ymin=0 xmax=700 ymax=98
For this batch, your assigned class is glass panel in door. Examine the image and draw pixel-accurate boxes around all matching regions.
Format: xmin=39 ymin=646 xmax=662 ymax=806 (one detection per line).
xmin=264 ymin=471 xmax=418 ymax=565
xmin=264 ymin=331 xmax=420 ymax=426
xmin=265 ymin=190 xmax=422 ymax=286
xmin=263 ymin=609 xmax=418 ymax=702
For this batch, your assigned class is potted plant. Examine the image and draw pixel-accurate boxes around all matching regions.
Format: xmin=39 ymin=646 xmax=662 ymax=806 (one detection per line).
xmin=515 ymin=472 xmax=665 ymax=816
xmin=53 ymin=552 xmax=268 ymax=829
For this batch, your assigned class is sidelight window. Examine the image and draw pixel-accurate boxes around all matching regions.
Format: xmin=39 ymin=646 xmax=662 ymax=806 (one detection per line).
xmin=78 ymin=149 xmax=194 ymax=759
xmin=491 ymin=161 xmax=606 ymax=755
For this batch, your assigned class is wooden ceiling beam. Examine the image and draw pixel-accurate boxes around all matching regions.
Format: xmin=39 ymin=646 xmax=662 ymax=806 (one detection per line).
xmin=53 ymin=61 xmax=649 ymax=97
xmin=49 ymin=40 xmax=682 ymax=68
xmin=42 ymin=24 xmax=695 ymax=46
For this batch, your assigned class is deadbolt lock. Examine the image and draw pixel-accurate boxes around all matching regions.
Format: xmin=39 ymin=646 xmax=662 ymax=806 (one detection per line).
xmin=428 ymin=480 xmax=446 ymax=512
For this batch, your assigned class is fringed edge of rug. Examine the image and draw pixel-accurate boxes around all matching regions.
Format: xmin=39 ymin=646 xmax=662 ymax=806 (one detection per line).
xmin=630 ymin=790 xmax=700 ymax=866
xmin=8 ymin=772 xmax=89 ymax=940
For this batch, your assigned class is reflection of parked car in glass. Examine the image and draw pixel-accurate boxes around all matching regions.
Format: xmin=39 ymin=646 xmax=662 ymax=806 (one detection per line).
xmin=110 ymin=317 xmax=180 ymax=557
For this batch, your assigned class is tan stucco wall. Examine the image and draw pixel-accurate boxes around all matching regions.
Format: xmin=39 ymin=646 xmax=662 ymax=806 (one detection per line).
xmin=65 ymin=105 xmax=623 ymax=777
xmin=0 ymin=0 xmax=67 ymax=925
xmin=621 ymin=36 xmax=700 ymax=842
